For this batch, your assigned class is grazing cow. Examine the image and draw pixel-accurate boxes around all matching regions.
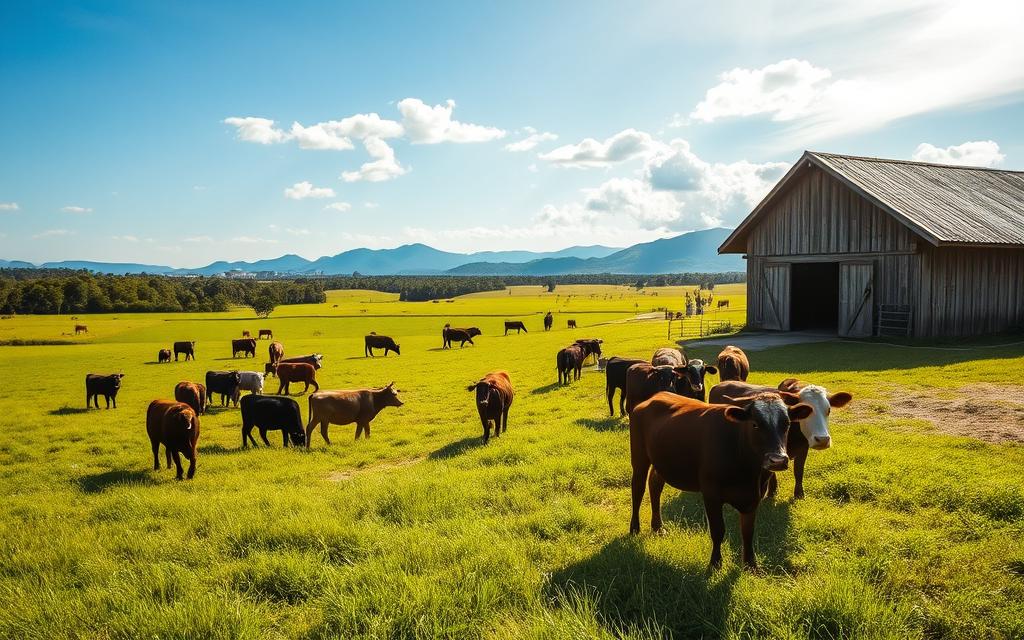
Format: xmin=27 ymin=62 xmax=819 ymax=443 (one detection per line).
xmin=574 ymin=338 xmax=603 ymax=365
xmin=467 ymin=371 xmax=514 ymax=442
xmin=242 ymin=330 xmax=251 ymax=338
xmin=174 ymin=381 xmax=207 ymax=416
xmin=268 ymin=341 xmax=284 ymax=366
xmin=278 ymin=353 xmax=323 ymax=370
xmin=710 ymin=379 xmax=852 ymax=499
xmin=556 ymin=339 xmax=603 ymax=385
xmin=544 ymin=313 xmax=553 ymax=331
xmin=275 ymin=362 xmax=319 ymax=395
xmin=442 ymin=325 xmax=482 ymax=349
xmin=158 ymin=348 xmax=172 ymax=363
xmin=364 ymin=333 xmax=400 ymax=357
xmin=240 ymin=395 xmax=305 ymax=448
xmin=74 ymin=324 xmax=88 ymax=335
xmin=504 ymin=320 xmax=528 ymax=335
xmin=205 ymin=371 xmax=241 ymax=407
xmin=146 ymin=400 xmax=200 ymax=480
xmin=86 ymin=373 xmax=124 ymax=409
xmin=675 ymin=359 xmax=718 ymax=402
xmin=238 ymin=371 xmax=265 ymax=396
xmin=605 ymin=357 xmax=646 ymax=416
xmin=305 ymin=382 xmax=404 ymax=445
xmin=651 ymin=347 xmax=685 ymax=367
xmin=624 ymin=363 xmax=685 ymax=413
xmin=567 ymin=319 xmax=577 ymax=329
xmin=717 ymin=345 xmax=749 ymax=382
xmin=265 ymin=362 xmax=277 ymax=377
xmin=258 ymin=329 xmax=273 ymax=340
xmin=173 ymin=341 xmax=195 ymax=361
xmin=717 ymin=300 xmax=730 ymax=309
xmin=629 ymin=391 xmax=812 ymax=569
xmin=232 ymin=338 xmax=257 ymax=358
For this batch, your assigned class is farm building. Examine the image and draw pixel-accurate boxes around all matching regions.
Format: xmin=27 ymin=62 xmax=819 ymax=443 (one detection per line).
xmin=719 ymin=151 xmax=1024 ymax=337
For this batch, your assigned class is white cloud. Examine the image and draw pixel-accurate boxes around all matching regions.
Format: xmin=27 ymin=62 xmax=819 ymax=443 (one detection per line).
xmin=911 ymin=140 xmax=1005 ymax=167
xmin=112 ymin=235 xmax=139 ymax=242
xmin=323 ymin=202 xmax=352 ymax=212
xmin=364 ymin=202 xmax=379 ymax=208
xmin=284 ymin=227 xmax=310 ymax=236
xmin=690 ymin=59 xmax=833 ymax=123
xmin=538 ymin=129 xmax=663 ymax=168
xmin=61 ymin=205 xmax=93 ymax=214
xmin=341 ymin=136 xmax=407 ymax=182
xmin=224 ymin=117 xmax=289 ymax=144
xmin=504 ymin=130 xmax=558 ymax=152
xmin=234 ymin=236 xmax=279 ymax=244
xmin=284 ymin=181 xmax=336 ymax=199
xmin=397 ymin=98 xmax=506 ymax=144
xmin=33 ymin=229 xmax=73 ymax=239
xmin=184 ymin=235 xmax=213 ymax=243
xmin=0 ymin=202 xmax=18 ymax=211
xmin=583 ymin=178 xmax=683 ymax=227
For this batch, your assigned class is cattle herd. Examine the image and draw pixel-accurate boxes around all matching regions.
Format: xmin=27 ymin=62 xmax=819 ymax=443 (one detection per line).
xmin=81 ymin=312 xmax=853 ymax=570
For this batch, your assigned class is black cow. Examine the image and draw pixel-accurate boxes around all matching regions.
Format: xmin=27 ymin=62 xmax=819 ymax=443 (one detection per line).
xmin=205 ymin=370 xmax=241 ymax=407
xmin=240 ymin=395 xmax=306 ymax=447
xmin=364 ymin=333 xmax=400 ymax=357
xmin=557 ymin=339 xmax=603 ymax=385
xmin=605 ymin=357 xmax=646 ymax=416
xmin=173 ymin=341 xmax=195 ymax=361
xmin=278 ymin=353 xmax=324 ymax=370
xmin=86 ymin=373 xmax=124 ymax=409
xmin=504 ymin=321 xmax=527 ymax=335
xmin=442 ymin=325 xmax=482 ymax=349
xmin=232 ymin=338 xmax=257 ymax=358
xmin=543 ymin=313 xmax=553 ymax=331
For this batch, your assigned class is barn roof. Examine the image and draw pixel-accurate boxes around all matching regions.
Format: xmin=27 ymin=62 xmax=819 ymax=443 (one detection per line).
xmin=719 ymin=151 xmax=1024 ymax=253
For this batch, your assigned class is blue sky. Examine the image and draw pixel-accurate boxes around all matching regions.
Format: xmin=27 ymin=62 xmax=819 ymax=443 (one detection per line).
xmin=2 ymin=0 xmax=1022 ymax=267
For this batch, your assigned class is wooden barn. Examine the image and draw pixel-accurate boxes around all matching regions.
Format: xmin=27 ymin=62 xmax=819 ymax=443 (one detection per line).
xmin=719 ymin=151 xmax=1024 ymax=337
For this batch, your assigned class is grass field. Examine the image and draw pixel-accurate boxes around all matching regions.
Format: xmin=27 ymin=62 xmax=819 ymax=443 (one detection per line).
xmin=1 ymin=283 xmax=1023 ymax=639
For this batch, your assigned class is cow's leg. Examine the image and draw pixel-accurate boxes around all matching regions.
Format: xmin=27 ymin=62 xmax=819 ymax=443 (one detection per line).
xmin=739 ymin=509 xmax=758 ymax=570
xmin=766 ymin=472 xmax=778 ymax=499
xmin=629 ymin=460 xmax=649 ymax=535
xmin=501 ymin=407 xmax=510 ymax=435
xmin=303 ymin=382 xmax=310 ymax=394
xmin=277 ymin=380 xmax=285 ymax=395
xmin=704 ymin=496 xmax=726 ymax=569
xmin=259 ymin=429 xmax=271 ymax=446
xmin=171 ymin=450 xmax=184 ymax=480
xmin=620 ymin=389 xmax=627 ymax=417
xmin=793 ymin=451 xmax=807 ymax=500
xmin=481 ymin=413 xmax=490 ymax=442
xmin=112 ymin=394 xmax=117 ymax=409
xmin=281 ymin=429 xmax=288 ymax=447
xmin=320 ymin=421 xmax=331 ymax=444
xmin=151 ymin=440 xmax=161 ymax=470
xmin=607 ymin=385 xmax=615 ymax=416
xmin=311 ymin=380 xmax=319 ymax=393
xmin=304 ymin=417 xmax=316 ymax=448
xmin=184 ymin=450 xmax=196 ymax=480
xmin=242 ymin=425 xmax=252 ymax=448
xmin=648 ymin=469 xmax=666 ymax=532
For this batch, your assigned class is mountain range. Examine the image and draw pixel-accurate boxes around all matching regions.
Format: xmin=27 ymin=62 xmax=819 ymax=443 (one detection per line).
xmin=3 ymin=228 xmax=743 ymax=276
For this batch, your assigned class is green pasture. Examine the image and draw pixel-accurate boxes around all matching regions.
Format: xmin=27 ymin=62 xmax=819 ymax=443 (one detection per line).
xmin=0 ymin=283 xmax=1022 ymax=639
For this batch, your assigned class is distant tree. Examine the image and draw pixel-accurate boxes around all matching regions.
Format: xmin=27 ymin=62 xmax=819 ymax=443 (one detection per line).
xmin=251 ymin=295 xmax=277 ymax=318
xmin=634 ymin=279 xmax=645 ymax=290
xmin=546 ymin=279 xmax=556 ymax=292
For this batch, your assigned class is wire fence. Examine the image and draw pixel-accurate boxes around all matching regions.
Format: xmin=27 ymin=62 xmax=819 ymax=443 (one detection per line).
xmin=667 ymin=307 xmax=748 ymax=341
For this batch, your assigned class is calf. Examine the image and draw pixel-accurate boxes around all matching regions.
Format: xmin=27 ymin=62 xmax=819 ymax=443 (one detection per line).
xmin=543 ymin=313 xmax=553 ymax=331
xmin=238 ymin=371 xmax=265 ymax=396
xmin=268 ymin=341 xmax=284 ymax=365
xmin=86 ymin=373 xmax=124 ymax=409
xmin=74 ymin=324 xmax=88 ymax=335
xmin=278 ymin=353 xmax=323 ymax=370
xmin=629 ymin=391 xmax=811 ymax=569
xmin=240 ymin=395 xmax=305 ymax=447
xmin=275 ymin=362 xmax=319 ymax=395
xmin=442 ymin=325 xmax=482 ymax=349
xmin=305 ymin=382 xmax=404 ymax=445
xmin=467 ymin=371 xmax=514 ymax=442
xmin=605 ymin=357 xmax=646 ymax=416
xmin=205 ymin=370 xmax=241 ymax=407
xmin=567 ymin=319 xmax=577 ymax=329
xmin=651 ymin=347 xmax=684 ymax=367
xmin=158 ymin=348 xmax=172 ymax=363
xmin=624 ymin=363 xmax=685 ymax=413
xmin=258 ymin=329 xmax=273 ymax=340
xmin=146 ymin=399 xmax=200 ymax=480
xmin=717 ymin=345 xmax=749 ymax=382
xmin=173 ymin=340 xmax=195 ymax=361
xmin=174 ymin=381 xmax=207 ymax=416
xmin=675 ymin=359 xmax=718 ymax=402
xmin=504 ymin=320 xmax=527 ymax=335
xmin=232 ymin=338 xmax=257 ymax=358
xmin=710 ymin=379 xmax=852 ymax=499
xmin=364 ymin=333 xmax=400 ymax=357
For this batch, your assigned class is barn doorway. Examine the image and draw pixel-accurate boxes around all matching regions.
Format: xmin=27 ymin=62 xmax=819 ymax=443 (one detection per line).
xmin=790 ymin=262 xmax=839 ymax=331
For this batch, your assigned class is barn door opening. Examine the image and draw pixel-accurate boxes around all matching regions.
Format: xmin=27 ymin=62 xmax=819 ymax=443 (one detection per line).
xmin=760 ymin=263 xmax=790 ymax=331
xmin=839 ymin=262 xmax=874 ymax=338
xmin=790 ymin=262 xmax=839 ymax=331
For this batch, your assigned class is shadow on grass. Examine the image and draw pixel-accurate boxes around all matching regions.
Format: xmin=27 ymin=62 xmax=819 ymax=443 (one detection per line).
xmin=428 ymin=436 xmax=485 ymax=460
xmin=77 ymin=469 xmax=157 ymax=493
xmin=49 ymin=406 xmax=90 ymax=416
xmin=198 ymin=443 xmax=236 ymax=455
xmin=531 ymin=382 xmax=562 ymax=395
xmin=576 ymin=416 xmax=626 ymax=432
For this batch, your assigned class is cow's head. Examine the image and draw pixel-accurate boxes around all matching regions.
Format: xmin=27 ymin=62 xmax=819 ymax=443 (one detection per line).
xmin=780 ymin=383 xmax=853 ymax=450
xmin=467 ymin=327 xmax=482 ymax=338
xmin=169 ymin=405 xmax=195 ymax=433
xmin=724 ymin=392 xmax=813 ymax=472
xmin=673 ymin=359 xmax=718 ymax=401
xmin=111 ymin=373 xmax=125 ymax=389
xmin=575 ymin=339 xmax=603 ymax=358
xmin=380 ymin=381 xmax=404 ymax=407
xmin=392 ymin=343 xmax=401 ymax=355
xmin=649 ymin=365 xmax=681 ymax=393
xmin=311 ymin=354 xmax=324 ymax=369
xmin=467 ymin=379 xmax=499 ymax=407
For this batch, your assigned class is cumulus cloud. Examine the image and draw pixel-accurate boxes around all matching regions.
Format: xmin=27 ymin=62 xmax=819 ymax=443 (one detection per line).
xmin=284 ymin=181 xmax=336 ymax=199
xmin=288 ymin=113 xmax=404 ymax=151
xmin=504 ymin=128 xmax=558 ymax=152
xmin=61 ymin=205 xmax=93 ymax=213
xmin=224 ymin=117 xmax=289 ymax=144
xmin=690 ymin=59 xmax=833 ymax=123
xmin=32 ymin=229 xmax=73 ymax=239
xmin=397 ymin=98 xmax=506 ymax=144
xmin=341 ymin=137 xmax=407 ymax=182
xmin=0 ymin=202 xmax=18 ymax=211
xmin=184 ymin=235 xmax=213 ymax=243
xmin=538 ymin=129 xmax=663 ymax=168
xmin=323 ymin=202 xmax=352 ymax=212
xmin=911 ymin=140 xmax=1005 ymax=167
xmin=364 ymin=202 xmax=379 ymax=209
xmin=112 ymin=235 xmax=139 ymax=242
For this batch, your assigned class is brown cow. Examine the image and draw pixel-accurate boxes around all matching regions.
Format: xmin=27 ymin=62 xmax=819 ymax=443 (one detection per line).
xmin=174 ymin=381 xmax=207 ymax=416
xmin=158 ymin=348 xmax=172 ymax=363
xmin=268 ymin=341 xmax=284 ymax=365
xmin=467 ymin=371 xmax=514 ymax=442
xmin=624 ymin=363 xmax=685 ymax=413
xmin=146 ymin=400 xmax=200 ymax=480
xmin=305 ymin=382 xmax=404 ymax=445
xmin=74 ymin=324 xmax=88 ymax=335
xmin=717 ymin=345 xmax=749 ymax=382
xmin=232 ymin=338 xmax=257 ymax=358
xmin=275 ymin=362 xmax=319 ymax=395
xmin=258 ymin=329 xmax=273 ymax=340
xmin=629 ymin=391 xmax=812 ymax=569
xmin=364 ymin=333 xmax=400 ymax=357
xmin=556 ymin=339 xmax=602 ymax=385
xmin=651 ymin=347 xmax=685 ymax=367
xmin=442 ymin=325 xmax=482 ymax=349
xmin=242 ymin=330 xmax=251 ymax=338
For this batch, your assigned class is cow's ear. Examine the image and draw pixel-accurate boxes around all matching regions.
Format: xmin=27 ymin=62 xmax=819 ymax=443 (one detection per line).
xmin=778 ymin=378 xmax=800 ymax=392
xmin=704 ymin=365 xmax=718 ymax=375
xmin=788 ymin=403 xmax=814 ymax=422
xmin=778 ymin=391 xmax=802 ymax=406
xmin=466 ymin=384 xmax=477 ymax=392
xmin=724 ymin=405 xmax=749 ymax=423
xmin=829 ymin=392 xmax=853 ymax=408
xmin=672 ymin=366 xmax=687 ymax=375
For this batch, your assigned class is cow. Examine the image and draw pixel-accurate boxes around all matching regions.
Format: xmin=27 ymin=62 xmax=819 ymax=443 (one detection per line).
xmin=174 ymin=381 xmax=207 ymax=416
xmin=504 ymin=320 xmax=528 ymax=335
xmin=543 ymin=313 xmax=553 ymax=331
xmin=268 ymin=341 xmax=285 ymax=365
xmin=238 ymin=371 xmax=265 ymax=396
xmin=717 ymin=300 xmax=730 ymax=309
xmin=275 ymin=362 xmax=319 ymax=395
xmin=158 ymin=348 xmax=172 ymax=363
xmin=264 ymin=362 xmax=277 ymax=377
xmin=605 ymin=357 xmax=646 ymax=416
xmin=675 ymin=359 xmax=718 ymax=402
xmin=717 ymin=345 xmax=749 ymax=382
xmin=278 ymin=353 xmax=323 ymax=370
xmin=567 ymin=319 xmax=577 ymax=329
xmin=173 ymin=341 xmax=195 ymax=361
xmin=651 ymin=347 xmax=685 ymax=367
xmin=710 ymin=379 xmax=852 ymax=499
xmin=258 ymin=329 xmax=273 ymax=340
xmin=240 ymin=395 xmax=305 ymax=448
xmin=86 ymin=373 xmax=124 ymax=409
xmin=242 ymin=330 xmax=251 ymax=338
xmin=629 ymin=391 xmax=812 ymax=569
xmin=74 ymin=324 xmax=88 ymax=335
xmin=232 ymin=338 xmax=257 ymax=358
xmin=305 ymin=382 xmax=404 ymax=445
xmin=624 ymin=363 xmax=684 ymax=413
xmin=146 ymin=400 xmax=200 ymax=480
xmin=205 ymin=371 xmax=241 ymax=407
xmin=364 ymin=333 xmax=400 ymax=357
xmin=574 ymin=338 xmax=603 ymax=365
xmin=556 ymin=339 xmax=603 ymax=385
xmin=442 ymin=324 xmax=482 ymax=349
xmin=467 ymin=371 xmax=514 ymax=442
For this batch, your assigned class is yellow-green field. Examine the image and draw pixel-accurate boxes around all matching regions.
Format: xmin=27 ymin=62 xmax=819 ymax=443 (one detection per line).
xmin=1 ymin=283 xmax=1023 ymax=639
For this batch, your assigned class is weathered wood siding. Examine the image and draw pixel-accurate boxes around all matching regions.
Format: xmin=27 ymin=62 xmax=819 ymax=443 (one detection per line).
xmin=918 ymin=246 xmax=1024 ymax=336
